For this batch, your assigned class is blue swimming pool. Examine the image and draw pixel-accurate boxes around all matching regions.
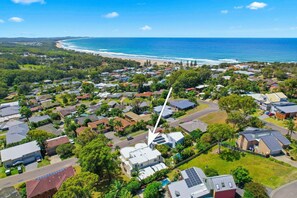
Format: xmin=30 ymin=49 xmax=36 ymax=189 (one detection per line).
xmin=161 ymin=178 xmax=171 ymax=187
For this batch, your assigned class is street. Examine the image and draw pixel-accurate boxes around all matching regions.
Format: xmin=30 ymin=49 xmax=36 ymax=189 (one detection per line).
xmin=271 ymin=180 xmax=297 ymax=198
xmin=0 ymin=158 xmax=78 ymax=189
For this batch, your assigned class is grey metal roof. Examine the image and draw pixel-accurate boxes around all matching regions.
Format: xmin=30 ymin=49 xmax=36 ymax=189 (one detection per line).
xmin=170 ymin=100 xmax=196 ymax=110
xmin=272 ymin=132 xmax=291 ymax=146
xmin=0 ymin=106 xmax=20 ymax=117
xmin=29 ymin=115 xmax=50 ymax=123
xmin=261 ymin=135 xmax=283 ymax=152
xmin=0 ymin=119 xmax=23 ymax=130
xmin=37 ymin=123 xmax=60 ymax=136
xmin=179 ymin=120 xmax=208 ymax=133
xmin=275 ymin=105 xmax=297 ymax=114
xmin=6 ymin=123 xmax=29 ymax=144
xmin=207 ymin=175 xmax=236 ymax=192
xmin=0 ymin=141 xmax=40 ymax=162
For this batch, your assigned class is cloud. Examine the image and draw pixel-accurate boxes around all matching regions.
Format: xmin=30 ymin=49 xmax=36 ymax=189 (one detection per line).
xmin=0 ymin=19 xmax=4 ymax=24
xmin=247 ymin=2 xmax=267 ymax=10
xmin=9 ymin=17 xmax=24 ymax=22
xmin=140 ymin=25 xmax=152 ymax=31
xmin=234 ymin=6 xmax=244 ymax=9
xmin=103 ymin=12 xmax=119 ymax=18
xmin=221 ymin=10 xmax=229 ymax=14
xmin=11 ymin=0 xmax=45 ymax=4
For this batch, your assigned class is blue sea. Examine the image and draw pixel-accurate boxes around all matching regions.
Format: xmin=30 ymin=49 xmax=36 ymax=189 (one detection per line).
xmin=61 ymin=38 xmax=297 ymax=64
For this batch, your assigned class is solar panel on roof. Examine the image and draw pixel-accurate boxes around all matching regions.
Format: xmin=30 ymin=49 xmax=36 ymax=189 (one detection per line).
xmin=185 ymin=168 xmax=202 ymax=188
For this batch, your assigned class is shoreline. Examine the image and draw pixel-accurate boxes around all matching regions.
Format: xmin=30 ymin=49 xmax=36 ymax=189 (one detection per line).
xmin=56 ymin=40 xmax=174 ymax=65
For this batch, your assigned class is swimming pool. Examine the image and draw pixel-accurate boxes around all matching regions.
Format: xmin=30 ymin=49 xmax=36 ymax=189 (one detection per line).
xmin=161 ymin=178 xmax=171 ymax=187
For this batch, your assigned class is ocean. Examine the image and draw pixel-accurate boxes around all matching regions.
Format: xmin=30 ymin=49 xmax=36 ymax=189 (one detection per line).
xmin=60 ymin=38 xmax=297 ymax=65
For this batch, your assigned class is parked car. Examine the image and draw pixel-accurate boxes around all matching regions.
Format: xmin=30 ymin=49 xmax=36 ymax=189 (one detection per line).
xmin=36 ymin=157 xmax=42 ymax=163
xmin=127 ymin=135 xmax=133 ymax=141
xmin=5 ymin=169 xmax=11 ymax=176
xmin=17 ymin=166 xmax=23 ymax=174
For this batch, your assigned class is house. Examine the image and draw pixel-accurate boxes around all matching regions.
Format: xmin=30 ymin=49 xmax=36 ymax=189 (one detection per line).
xmin=36 ymin=94 xmax=52 ymax=102
xmin=57 ymin=106 xmax=77 ymax=118
xmin=75 ymin=114 xmax=99 ymax=126
xmin=167 ymin=167 xmax=236 ymax=198
xmin=152 ymin=132 xmax=184 ymax=148
xmin=77 ymin=93 xmax=91 ymax=100
xmin=169 ymin=100 xmax=196 ymax=110
xmin=40 ymin=101 xmax=59 ymax=110
xmin=108 ymin=101 xmax=119 ymax=108
xmin=154 ymin=105 xmax=173 ymax=118
xmin=114 ymin=117 xmax=132 ymax=132
xmin=37 ymin=123 xmax=61 ymax=136
xmin=26 ymin=166 xmax=75 ymax=198
xmin=120 ymin=143 xmax=167 ymax=180
xmin=0 ymin=105 xmax=21 ymax=123
xmin=6 ymin=123 xmax=29 ymax=144
xmin=124 ymin=112 xmax=151 ymax=123
xmin=0 ymin=141 xmax=42 ymax=168
xmin=179 ymin=120 xmax=208 ymax=133
xmin=271 ymin=102 xmax=297 ymax=119
xmin=0 ymin=119 xmax=23 ymax=131
xmin=87 ymin=118 xmax=110 ymax=132
xmin=237 ymin=128 xmax=291 ymax=156
xmin=29 ymin=115 xmax=51 ymax=125
xmin=76 ymin=126 xmax=89 ymax=135
xmin=45 ymin=135 xmax=70 ymax=156
xmin=265 ymin=92 xmax=288 ymax=104
xmin=135 ymin=92 xmax=153 ymax=98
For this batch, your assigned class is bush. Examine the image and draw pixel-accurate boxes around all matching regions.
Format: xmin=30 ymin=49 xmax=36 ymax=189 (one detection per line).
xmin=143 ymin=182 xmax=162 ymax=198
xmin=126 ymin=179 xmax=141 ymax=195
xmin=142 ymin=169 xmax=169 ymax=185
xmin=244 ymin=182 xmax=269 ymax=198
xmin=204 ymin=167 xmax=219 ymax=177
xmin=231 ymin=166 xmax=252 ymax=188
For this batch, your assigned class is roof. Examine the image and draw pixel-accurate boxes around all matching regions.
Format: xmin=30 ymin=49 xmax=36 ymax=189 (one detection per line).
xmin=37 ymin=123 xmax=61 ymax=136
xmin=45 ymin=135 xmax=70 ymax=149
xmin=275 ymin=105 xmax=297 ymax=114
xmin=29 ymin=115 xmax=50 ymax=123
xmin=168 ymin=167 xmax=210 ymax=198
xmin=0 ymin=106 xmax=20 ymax=117
xmin=167 ymin=132 xmax=184 ymax=142
xmin=0 ymin=187 xmax=21 ymax=198
xmin=6 ymin=123 xmax=29 ymax=144
xmin=261 ymin=135 xmax=283 ymax=152
xmin=87 ymin=118 xmax=109 ymax=129
xmin=0 ymin=119 xmax=23 ymax=130
xmin=179 ymin=120 xmax=208 ymax=133
xmin=207 ymin=175 xmax=236 ymax=192
xmin=135 ymin=92 xmax=153 ymax=97
xmin=26 ymin=167 xmax=75 ymax=198
xmin=266 ymin=92 xmax=288 ymax=103
xmin=1 ymin=141 xmax=40 ymax=162
xmin=169 ymin=100 xmax=196 ymax=110
xmin=154 ymin=105 xmax=173 ymax=118
xmin=76 ymin=114 xmax=99 ymax=126
xmin=76 ymin=126 xmax=88 ymax=135
xmin=58 ymin=106 xmax=76 ymax=117
xmin=114 ymin=117 xmax=132 ymax=131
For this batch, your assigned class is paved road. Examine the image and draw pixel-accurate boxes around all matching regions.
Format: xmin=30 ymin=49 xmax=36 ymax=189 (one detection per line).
xmin=270 ymin=180 xmax=297 ymax=198
xmin=0 ymin=158 xmax=78 ymax=189
xmin=169 ymin=100 xmax=219 ymax=127
xmin=114 ymin=133 xmax=147 ymax=148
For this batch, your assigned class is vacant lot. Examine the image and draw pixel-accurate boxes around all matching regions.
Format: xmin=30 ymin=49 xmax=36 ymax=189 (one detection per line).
xmin=179 ymin=147 xmax=297 ymax=189
xmin=200 ymin=111 xmax=228 ymax=124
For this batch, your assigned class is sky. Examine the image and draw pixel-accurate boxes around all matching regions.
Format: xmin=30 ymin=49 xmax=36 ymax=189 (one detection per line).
xmin=1 ymin=0 xmax=297 ymax=37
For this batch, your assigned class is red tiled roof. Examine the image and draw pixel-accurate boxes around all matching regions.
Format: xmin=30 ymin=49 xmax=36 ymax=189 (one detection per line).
xmin=114 ymin=117 xmax=132 ymax=131
xmin=45 ymin=136 xmax=70 ymax=149
xmin=135 ymin=92 xmax=153 ymax=97
xmin=77 ymin=94 xmax=91 ymax=100
xmin=87 ymin=118 xmax=109 ymax=129
xmin=76 ymin=126 xmax=88 ymax=135
xmin=26 ymin=166 xmax=75 ymax=198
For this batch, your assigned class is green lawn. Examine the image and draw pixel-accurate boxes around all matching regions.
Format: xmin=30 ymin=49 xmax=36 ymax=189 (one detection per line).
xmin=179 ymin=147 xmax=297 ymax=189
xmin=37 ymin=158 xmax=51 ymax=168
xmin=120 ymin=130 xmax=147 ymax=140
xmin=20 ymin=64 xmax=46 ymax=70
xmin=181 ymin=103 xmax=209 ymax=118
xmin=264 ymin=117 xmax=287 ymax=128
xmin=0 ymin=166 xmax=20 ymax=178
xmin=200 ymin=111 xmax=228 ymax=124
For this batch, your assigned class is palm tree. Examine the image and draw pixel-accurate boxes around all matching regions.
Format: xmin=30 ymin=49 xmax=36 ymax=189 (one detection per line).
xmin=285 ymin=119 xmax=296 ymax=138
xmin=109 ymin=118 xmax=115 ymax=131
xmin=114 ymin=120 xmax=123 ymax=132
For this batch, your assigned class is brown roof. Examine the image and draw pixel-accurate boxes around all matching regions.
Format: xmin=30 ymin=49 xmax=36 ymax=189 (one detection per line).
xmin=45 ymin=136 xmax=70 ymax=149
xmin=58 ymin=106 xmax=76 ymax=117
xmin=88 ymin=118 xmax=109 ymax=129
xmin=76 ymin=126 xmax=88 ymax=135
xmin=26 ymin=166 xmax=75 ymax=198
xmin=114 ymin=117 xmax=131 ymax=131
xmin=30 ymin=106 xmax=43 ymax=112
xmin=77 ymin=94 xmax=91 ymax=100
xmin=135 ymin=92 xmax=153 ymax=98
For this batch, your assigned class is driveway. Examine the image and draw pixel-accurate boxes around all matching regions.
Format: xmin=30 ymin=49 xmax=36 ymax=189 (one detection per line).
xmin=271 ymin=180 xmax=297 ymax=198
xmin=105 ymin=131 xmax=121 ymax=144
xmin=25 ymin=162 xmax=38 ymax=172
xmin=273 ymin=155 xmax=297 ymax=168
xmin=49 ymin=155 xmax=62 ymax=164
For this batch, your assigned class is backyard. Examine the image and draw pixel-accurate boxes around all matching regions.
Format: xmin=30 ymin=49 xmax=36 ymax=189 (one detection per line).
xmin=178 ymin=147 xmax=297 ymax=189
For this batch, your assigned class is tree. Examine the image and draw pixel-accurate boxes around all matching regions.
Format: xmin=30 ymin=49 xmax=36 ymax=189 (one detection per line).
xmin=27 ymin=129 xmax=55 ymax=153
xmin=244 ymin=182 xmax=269 ymax=198
xmin=17 ymin=82 xmax=31 ymax=95
xmin=77 ymin=128 xmax=98 ymax=146
xmin=143 ymin=182 xmax=162 ymax=198
xmin=219 ymin=95 xmax=257 ymax=116
xmin=126 ymin=179 xmax=141 ymax=195
xmin=0 ymin=82 xmax=8 ymax=99
xmin=280 ymin=78 xmax=297 ymax=98
xmin=156 ymin=144 xmax=170 ymax=158
xmin=181 ymin=147 xmax=195 ymax=159
xmin=77 ymin=104 xmax=87 ymax=115
xmin=204 ymin=167 xmax=219 ymax=177
xmin=79 ymin=135 xmax=119 ymax=181
xmin=20 ymin=106 xmax=32 ymax=120
xmin=133 ymin=74 xmax=147 ymax=92
xmin=96 ymin=102 xmax=109 ymax=116
xmin=56 ymin=143 xmax=74 ymax=159
xmin=231 ymin=166 xmax=252 ymax=188
xmin=53 ymin=172 xmax=98 ymax=198
xmin=82 ymin=83 xmax=95 ymax=93
xmin=285 ymin=119 xmax=296 ymax=138
xmin=208 ymin=124 xmax=234 ymax=153
xmin=104 ymin=180 xmax=133 ymax=198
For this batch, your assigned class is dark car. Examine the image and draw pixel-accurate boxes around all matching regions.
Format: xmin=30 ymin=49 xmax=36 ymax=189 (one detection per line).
xmin=17 ymin=166 xmax=23 ymax=174
xmin=127 ymin=135 xmax=133 ymax=141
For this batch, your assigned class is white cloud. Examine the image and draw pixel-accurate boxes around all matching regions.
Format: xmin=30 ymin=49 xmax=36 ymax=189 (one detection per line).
xmin=0 ymin=19 xmax=4 ymax=23
xmin=247 ymin=2 xmax=267 ymax=10
xmin=103 ymin=12 xmax=119 ymax=18
xmin=221 ymin=10 xmax=229 ymax=14
xmin=9 ymin=17 xmax=24 ymax=22
xmin=11 ymin=0 xmax=45 ymax=4
xmin=140 ymin=25 xmax=152 ymax=31
xmin=234 ymin=6 xmax=244 ymax=9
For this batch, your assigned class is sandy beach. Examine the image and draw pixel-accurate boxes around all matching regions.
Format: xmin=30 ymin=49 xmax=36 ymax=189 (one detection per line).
xmin=56 ymin=41 xmax=171 ymax=65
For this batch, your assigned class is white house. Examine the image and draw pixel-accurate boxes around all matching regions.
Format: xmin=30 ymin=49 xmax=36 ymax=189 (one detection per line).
xmin=120 ymin=143 xmax=167 ymax=180
xmin=152 ymin=132 xmax=184 ymax=148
